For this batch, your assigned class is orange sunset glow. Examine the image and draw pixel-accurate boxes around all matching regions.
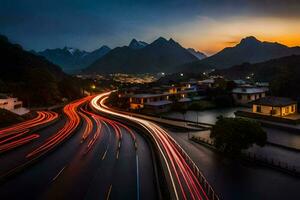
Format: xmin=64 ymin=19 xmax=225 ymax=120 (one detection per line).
xmin=173 ymin=16 xmax=300 ymax=55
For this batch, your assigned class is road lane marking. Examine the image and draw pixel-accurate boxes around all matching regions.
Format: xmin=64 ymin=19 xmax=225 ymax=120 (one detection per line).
xmin=101 ymin=150 xmax=108 ymax=160
xmin=136 ymin=154 xmax=140 ymax=200
xmin=116 ymin=150 xmax=119 ymax=160
xmin=52 ymin=166 xmax=66 ymax=182
xmin=106 ymin=184 xmax=112 ymax=200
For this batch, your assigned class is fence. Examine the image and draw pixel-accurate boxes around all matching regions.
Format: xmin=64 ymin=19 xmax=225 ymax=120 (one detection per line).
xmin=191 ymin=136 xmax=300 ymax=177
xmin=245 ymin=152 xmax=300 ymax=177
xmin=169 ymin=135 xmax=220 ymax=200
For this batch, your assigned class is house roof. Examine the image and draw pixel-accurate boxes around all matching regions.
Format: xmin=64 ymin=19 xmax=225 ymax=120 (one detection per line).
xmin=232 ymin=87 xmax=268 ymax=94
xmin=178 ymin=98 xmax=191 ymax=103
xmin=131 ymin=93 xmax=168 ymax=98
xmin=253 ymin=96 xmax=297 ymax=107
xmin=144 ymin=100 xmax=172 ymax=106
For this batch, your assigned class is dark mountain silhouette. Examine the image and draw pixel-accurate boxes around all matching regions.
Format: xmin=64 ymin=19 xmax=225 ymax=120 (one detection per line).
xmin=187 ymin=48 xmax=206 ymax=60
xmin=128 ymin=39 xmax=148 ymax=49
xmin=212 ymin=55 xmax=300 ymax=99
xmin=181 ymin=36 xmax=300 ymax=72
xmin=36 ymin=45 xmax=111 ymax=73
xmin=0 ymin=35 xmax=82 ymax=106
xmin=85 ymin=37 xmax=198 ymax=74
xmin=213 ymin=54 xmax=300 ymax=81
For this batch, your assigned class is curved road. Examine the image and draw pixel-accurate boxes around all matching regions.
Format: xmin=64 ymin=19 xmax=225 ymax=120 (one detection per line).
xmin=0 ymin=97 xmax=158 ymax=200
xmin=90 ymin=92 xmax=215 ymax=200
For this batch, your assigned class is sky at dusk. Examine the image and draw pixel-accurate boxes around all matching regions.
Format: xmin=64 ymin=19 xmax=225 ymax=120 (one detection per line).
xmin=1 ymin=0 xmax=300 ymax=55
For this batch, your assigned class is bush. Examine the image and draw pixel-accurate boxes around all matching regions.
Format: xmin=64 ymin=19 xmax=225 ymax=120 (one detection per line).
xmin=188 ymin=100 xmax=216 ymax=110
xmin=0 ymin=108 xmax=24 ymax=128
xmin=210 ymin=116 xmax=267 ymax=155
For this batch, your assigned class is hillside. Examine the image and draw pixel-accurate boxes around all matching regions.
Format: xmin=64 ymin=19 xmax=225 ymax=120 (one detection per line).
xmin=213 ymin=55 xmax=300 ymax=99
xmin=84 ymin=37 xmax=198 ymax=74
xmin=0 ymin=35 xmax=82 ymax=106
xmin=182 ymin=36 xmax=300 ymax=72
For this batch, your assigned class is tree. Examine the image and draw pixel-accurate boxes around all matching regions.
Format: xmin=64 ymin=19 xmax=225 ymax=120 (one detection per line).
xmin=24 ymin=68 xmax=61 ymax=106
xmin=0 ymin=79 xmax=8 ymax=93
xmin=58 ymin=76 xmax=83 ymax=101
xmin=210 ymin=116 xmax=267 ymax=155
xmin=107 ymin=92 xmax=129 ymax=109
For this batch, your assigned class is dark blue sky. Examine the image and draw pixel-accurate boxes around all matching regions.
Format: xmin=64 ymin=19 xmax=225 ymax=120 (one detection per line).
xmin=1 ymin=0 xmax=300 ymax=54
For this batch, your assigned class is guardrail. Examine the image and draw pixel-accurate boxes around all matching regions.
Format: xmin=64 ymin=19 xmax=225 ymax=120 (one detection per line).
xmin=191 ymin=136 xmax=300 ymax=178
xmin=245 ymin=152 xmax=300 ymax=177
xmin=96 ymin=102 xmax=220 ymax=200
xmin=170 ymin=136 xmax=220 ymax=200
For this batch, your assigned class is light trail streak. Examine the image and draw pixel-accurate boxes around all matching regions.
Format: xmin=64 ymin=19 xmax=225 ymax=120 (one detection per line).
xmin=0 ymin=111 xmax=58 ymax=153
xmin=90 ymin=92 xmax=212 ymax=200
xmin=0 ymin=111 xmax=58 ymax=139
xmin=78 ymin=107 xmax=93 ymax=142
xmin=0 ymin=134 xmax=40 ymax=153
xmin=26 ymin=96 xmax=92 ymax=158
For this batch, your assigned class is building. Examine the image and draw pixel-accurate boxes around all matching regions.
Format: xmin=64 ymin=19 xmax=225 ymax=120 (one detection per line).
xmin=252 ymin=97 xmax=297 ymax=117
xmin=129 ymin=93 xmax=170 ymax=110
xmin=0 ymin=94 xmax=29 ymax=115
xmin=144 ymin=100 xmax=173 ymax=114
xmin=232 ymin=87 xmax=268 ymax=105
xmin=198 ymin=79 xmax=215 ymax=88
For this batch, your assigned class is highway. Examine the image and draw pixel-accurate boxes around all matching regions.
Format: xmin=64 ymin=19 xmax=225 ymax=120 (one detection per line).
xmin=90 ymin=92 xmax=216 ymax=200
xmin=0 ymin=96 xmax=158 ymax=200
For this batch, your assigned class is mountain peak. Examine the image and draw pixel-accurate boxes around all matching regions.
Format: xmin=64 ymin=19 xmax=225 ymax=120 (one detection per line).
xmin=187 ymin=48 xmax=207 ymax=60
xmin=62 ymin=46 xmax=80 ymax=55
xmin=239 ymin=36 xmax=261 ymax=46
xmin=155 ymin=37 xmax=168 ymax=43
xmin=129 ymin=39 xmax=148 ymax=49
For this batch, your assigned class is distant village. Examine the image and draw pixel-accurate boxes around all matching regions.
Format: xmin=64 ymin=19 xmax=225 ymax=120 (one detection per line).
xmin=111 ymin=75 xmax=300 ymax=125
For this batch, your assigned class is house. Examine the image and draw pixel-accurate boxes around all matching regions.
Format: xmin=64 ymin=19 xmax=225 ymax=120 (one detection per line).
xmin=233 ymin=79 xmax=247 ymax=86
xmin=144 ymin=100 xmax=173 ymax=114
xmin=0 ymin=94 xmax=29 ymax=115
xmin=198 ymin=79 xmax=215 ymax=88
xmin=252 ymin=97 xmax=297 ymax=117
xmin=232 ymin=87 xmax=268 ymax=105
xmin=129 ymin=93 xmax=169 ymax=110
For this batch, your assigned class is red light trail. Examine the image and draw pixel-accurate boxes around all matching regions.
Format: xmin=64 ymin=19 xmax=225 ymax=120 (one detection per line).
xmin=90 ymin=92 xmax=218 ymax=200
xmin=26 ymin=96 xmax=92 ymax=158
xmin=0 ymin=111 xmax=58 ymax=153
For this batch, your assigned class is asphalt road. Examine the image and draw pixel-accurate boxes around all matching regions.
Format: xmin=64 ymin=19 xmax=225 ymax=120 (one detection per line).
xmin=0 ymin=103 xmax=158 ymax=200
xmin=166 ymin=127 xmax=300 ymax=200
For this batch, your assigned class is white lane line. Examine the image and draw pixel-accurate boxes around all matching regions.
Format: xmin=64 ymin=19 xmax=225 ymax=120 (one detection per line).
xmin=106 ymin=184 xmax=112 ymax=200
xmin=101 ymin=121 xmax=111 ymax=160
xmin=52 ymin=166 xmax=66 ymax=182
xmin=136 ymin=153 xmax=140 ymax=200
xmin=102 ymin=150 xmax=108 ymax=160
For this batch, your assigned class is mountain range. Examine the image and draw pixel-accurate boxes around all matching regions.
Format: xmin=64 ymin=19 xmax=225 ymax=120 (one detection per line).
xmin=84 ymin=37 xmax=199 ymax=74
xmin=34 ymin=37 xmax=207 ymax=74
xmin=31 ymin=36 xmax=300 ymax=74
xmin=182 ymin=36 xmax=300 ymax=72
xmin=35 ymin=45 xmax=111 ymax=73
